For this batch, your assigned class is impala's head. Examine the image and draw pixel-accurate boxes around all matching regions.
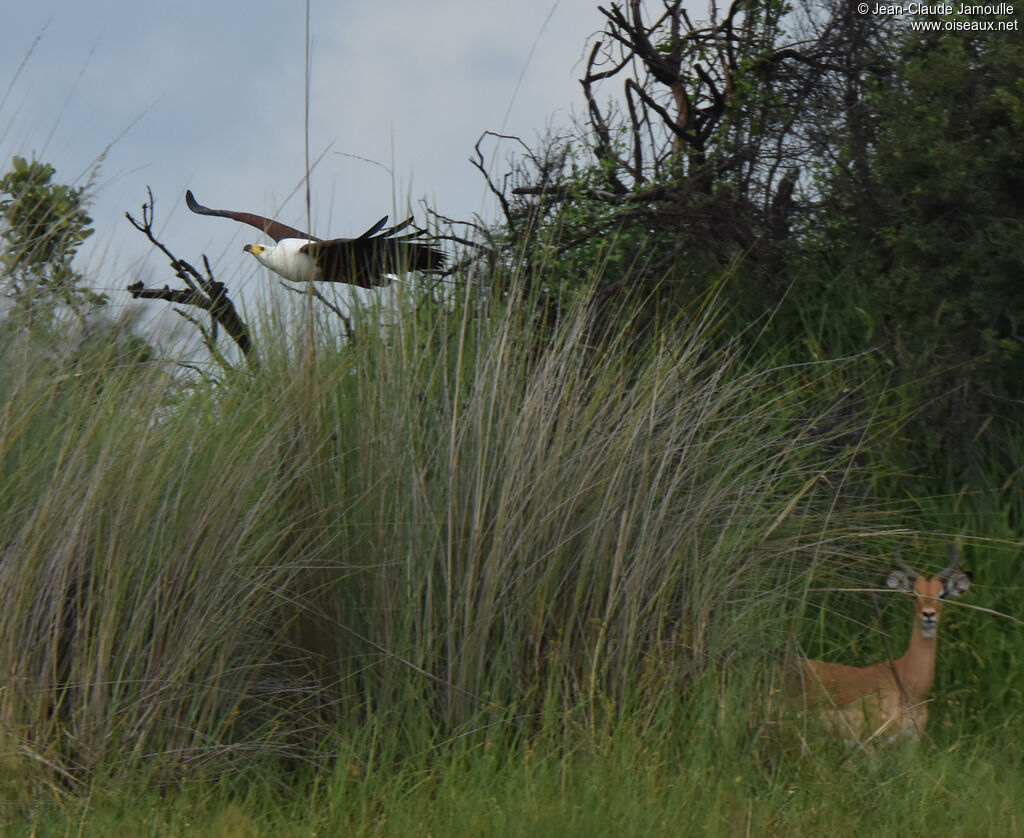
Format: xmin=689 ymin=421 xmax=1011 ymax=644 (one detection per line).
xmin=886 ymin=544 xmax=972 ymax=638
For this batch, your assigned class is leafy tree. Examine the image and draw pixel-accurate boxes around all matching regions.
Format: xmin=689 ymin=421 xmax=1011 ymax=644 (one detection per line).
xmin=472 ymin=1 xmax=803 ymax=299
xmin=0 ymin=156 xmax=105 ymax=333
xmin=801 ymin=23 xmax=1024 ymax=471
xmin=870 ymin=27 xmax=1024 ymax=372
xmin=459 ymin=0 xmax=901 ymax=332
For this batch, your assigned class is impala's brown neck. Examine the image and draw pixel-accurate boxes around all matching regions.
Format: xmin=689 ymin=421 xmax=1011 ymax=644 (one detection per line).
xmin=893 ymin=619 xmax=938 ymax=700
xmin=889 ymin=573 xmax=948 ymax=699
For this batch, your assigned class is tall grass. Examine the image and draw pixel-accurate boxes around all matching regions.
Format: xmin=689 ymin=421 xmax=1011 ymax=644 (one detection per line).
xmin=1 ymin=272 xmax=1020 ymax=832
xmin=0 ymin=333 xmax=322 ymax=786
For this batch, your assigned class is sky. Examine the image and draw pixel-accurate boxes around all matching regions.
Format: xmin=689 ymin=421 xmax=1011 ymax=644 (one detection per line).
xmin=1 ymin=0 xmax=604 ymax=322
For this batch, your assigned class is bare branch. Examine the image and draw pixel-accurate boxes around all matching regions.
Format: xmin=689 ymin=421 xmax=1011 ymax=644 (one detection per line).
xmin=125 ymin=188 xmax=256 ymax=366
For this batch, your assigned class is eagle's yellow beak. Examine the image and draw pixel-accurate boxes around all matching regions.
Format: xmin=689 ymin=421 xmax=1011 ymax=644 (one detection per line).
xmin=243 ymin=244 xmax=265 ymax=255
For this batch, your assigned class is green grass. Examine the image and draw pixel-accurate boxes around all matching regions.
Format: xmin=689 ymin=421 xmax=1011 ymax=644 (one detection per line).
xmin=8 ymin=721 xmax=1024 ymax=836
xmin=0 ymin=274 xmax=1021 ymax=835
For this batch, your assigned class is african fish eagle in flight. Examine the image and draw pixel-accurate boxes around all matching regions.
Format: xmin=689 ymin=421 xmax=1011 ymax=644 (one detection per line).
xmin=185 ymin=190 xmax=444 ymax=288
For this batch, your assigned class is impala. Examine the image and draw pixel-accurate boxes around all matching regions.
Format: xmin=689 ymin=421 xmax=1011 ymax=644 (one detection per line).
xmin=802 ymin=544 xmax=971 ymax=745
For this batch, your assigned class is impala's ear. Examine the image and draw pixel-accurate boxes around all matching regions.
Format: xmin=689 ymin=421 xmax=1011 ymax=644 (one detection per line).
xmin=887 ymin=569 xmax=915 ymax=591
xmin=942 ymin=571 xmax=972 ymax=598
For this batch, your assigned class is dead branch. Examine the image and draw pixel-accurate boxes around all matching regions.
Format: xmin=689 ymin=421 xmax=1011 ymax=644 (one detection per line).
xmin=125 ymin=188 xmax=255 ymax=366
xmin=449 ymin=0 xmax=868 ymax=310
xmin=471 ymin=132 xmax=530 ymax=226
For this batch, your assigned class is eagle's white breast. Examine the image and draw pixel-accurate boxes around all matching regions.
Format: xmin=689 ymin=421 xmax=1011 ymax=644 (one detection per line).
xmin=253 ymin=238 xmax=320 ymax=283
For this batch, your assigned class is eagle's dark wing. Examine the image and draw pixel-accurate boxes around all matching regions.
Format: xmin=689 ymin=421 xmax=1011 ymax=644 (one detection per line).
xmin=301 ymin=219 xmax=445 ymax=288
xmin=355 ymin=216 xmax=390 ymax=239
xmin=186 ymin=190 xmax=320 ymax=243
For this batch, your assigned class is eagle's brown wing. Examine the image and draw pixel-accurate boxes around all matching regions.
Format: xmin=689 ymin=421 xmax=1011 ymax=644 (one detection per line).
xmin=186 ymin=190 xmax=320 ymax=243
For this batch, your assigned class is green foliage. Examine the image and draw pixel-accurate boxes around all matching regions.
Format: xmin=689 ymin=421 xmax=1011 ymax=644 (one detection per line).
xmin=0 ymin=155 xmax=105 ymax=332
xmin=477 ymin=6 xmax=1018 ymax=484
xmin=0 ymin=285 xmax=868 ymax=762
xmin=477 ymin=0 xmax=807 ymax=325
xmin=8 ymin=702 xmax=1024 ymax=835
xmin=1 ymin=278 xmax=1020 ymax=833
xmin=767 ymin=25 xmax=1024 ymax=477
xmin=869 ymin=29 xmax=1024 ymax=377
